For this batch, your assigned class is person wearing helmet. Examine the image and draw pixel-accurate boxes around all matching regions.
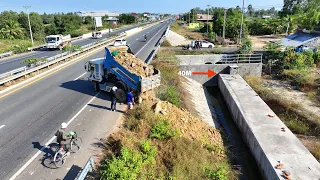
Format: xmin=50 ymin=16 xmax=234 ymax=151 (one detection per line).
xmin=55 ymin=122 xmax=72 ymax=153
xmin=110 ymin=86 xmax=118 ymax=112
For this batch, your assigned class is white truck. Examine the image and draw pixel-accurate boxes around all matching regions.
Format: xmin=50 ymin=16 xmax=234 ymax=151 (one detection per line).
xmin=45 ymin=34 xmax=72 ymax=50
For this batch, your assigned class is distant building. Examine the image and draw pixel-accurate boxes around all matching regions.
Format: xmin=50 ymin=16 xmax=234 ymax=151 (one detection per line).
xmin=280 ymin=29 xmax=320 ymax=48
xmin=197 ymin=14 xmax=213 ymax=22
xmin=76 ymin=11 xmax=119 ymax=21
xmin=262 ymin=15 xmax=272 ymax=19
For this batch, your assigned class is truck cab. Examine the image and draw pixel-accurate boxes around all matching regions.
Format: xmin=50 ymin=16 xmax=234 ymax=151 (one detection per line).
xmin=46 ymin=35 xmax=62 ymax=49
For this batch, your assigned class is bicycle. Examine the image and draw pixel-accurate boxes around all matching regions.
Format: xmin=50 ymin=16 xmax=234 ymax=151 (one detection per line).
xmin=52 ymin=131 xmax=82 ymax=168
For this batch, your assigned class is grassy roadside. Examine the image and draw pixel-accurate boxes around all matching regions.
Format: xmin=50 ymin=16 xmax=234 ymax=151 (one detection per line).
xmin=97 ymin=57 xmax=236 ymax=179
xmin=245 ymin=76 xmax=320 ymax=161
xmin=171 ymin=22 xmax=205 ymax=40
xmin=0 ymin=39 xmax=43 ymax=54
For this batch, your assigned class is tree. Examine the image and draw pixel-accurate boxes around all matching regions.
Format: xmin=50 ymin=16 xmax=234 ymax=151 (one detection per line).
xmin=237 ymin=39 xmax=253 ymax=54
xmin=247 ymin=4 xmax=254 ymax=17
xmin=118 ymin=14 xmax=135 ymax=24
xmin=0 ymin=11 xmax=19 ymax=26
xmin=42 ymin=13 xmax=55 ymax=24
xmin=1 ymin=20 xmax=24 ymax=39
xmin=84 ymin=16 xmax=93 ymax=25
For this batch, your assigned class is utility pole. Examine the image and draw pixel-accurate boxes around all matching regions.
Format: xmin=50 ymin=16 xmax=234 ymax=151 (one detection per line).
xmin=193 ymin=9 xmax=195 ymax=23
xmin=23 ymin=6 xmax=34 ymax=46
xmin=239 ymin=0 xmax=245 ymax=44
xmin=207 ymin=5 xmax=210 ymax=35
xmin=189 ymin=12 xmax=190 ymax=24
xmin=223 ymin=9 xmax=227 ymax=42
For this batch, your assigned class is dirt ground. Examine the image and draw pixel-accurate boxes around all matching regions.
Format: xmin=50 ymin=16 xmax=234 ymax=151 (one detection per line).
xmin=249 ymin=35 xmax=284 ymax=50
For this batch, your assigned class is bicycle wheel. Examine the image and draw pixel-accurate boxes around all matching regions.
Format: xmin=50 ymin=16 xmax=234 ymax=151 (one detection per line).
xmin=53 ymin=151 xmax=65 ymax=168
xmin=70 ymin=137 xmax=82 ymax=153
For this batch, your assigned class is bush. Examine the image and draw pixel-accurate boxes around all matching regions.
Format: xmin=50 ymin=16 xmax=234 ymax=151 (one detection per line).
xmin=159 ymin=85 xmax=180 ymax=107
xmin=313 ymin=50 xmax=320 ymax=65
xmin=237 ymin=38 xmax=252 ymax=54
xmin=161 ymin=39 xmax=172 ymax=47
xmin=282 ymin=69 xmax=317 ymax=90
xmin=204 ymin=166 xmax=229 ymax=180
xmin=150 ymin=120 xmax=178 ymax=140
xmin=11 ymin=43 xmax=31 ymax=53
xmin=68 ymin=30 xmax=85 ymax=38
xmin=100 ymin=140 xmax=157 ymax=180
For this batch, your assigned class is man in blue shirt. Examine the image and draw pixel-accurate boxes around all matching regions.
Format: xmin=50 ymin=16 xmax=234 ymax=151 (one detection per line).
xmin=126 ymin=90 xmax=135 ymax=111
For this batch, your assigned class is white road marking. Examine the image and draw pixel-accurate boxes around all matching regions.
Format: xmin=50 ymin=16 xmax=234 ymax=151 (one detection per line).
xmin=73 ymin=72 xmax=86 ymax=81
xmin=0 ymin=125 xmax=5 ymax=129
xmin=8 ymin=92 xmax=100 ymax=180
xmin=147 ymin=32 xmax=150 ymax=34
xmin=136 ymin=38 xmax=139 ymax=40
xmin=135 ymin=25 xmax=168 ymax=56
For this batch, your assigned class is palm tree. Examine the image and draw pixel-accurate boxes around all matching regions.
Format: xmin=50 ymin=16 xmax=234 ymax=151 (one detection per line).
xmin=3 ymin=20 xmax=23 ymax=39
xmin=247 ymin=4 xmax=254 ymax=17
xmin=284 ymin=15 xmax=296 ymax=35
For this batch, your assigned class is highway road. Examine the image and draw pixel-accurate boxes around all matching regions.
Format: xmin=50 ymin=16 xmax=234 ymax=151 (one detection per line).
xmin=0 ymin=21 xmax=170 ymax=180
xmin=0 ymin=23 xmax=152 ymax=75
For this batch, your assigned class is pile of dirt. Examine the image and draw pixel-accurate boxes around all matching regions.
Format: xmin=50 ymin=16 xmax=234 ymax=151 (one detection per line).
xmin=139 ymin=91 xmax=225 ymax=156
xmin=113 ymin=52 xmax=155 ymax=77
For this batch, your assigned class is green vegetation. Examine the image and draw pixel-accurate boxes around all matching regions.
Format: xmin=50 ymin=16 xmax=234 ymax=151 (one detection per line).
xmin=100 ymin=140 xmax=157 ymax=180
xmin=237 ymin=38 xmax=253 ymax=54
xmin=20 ymin=58 xmax=46 ymax=67
xmin=0 ymin=10 xmax=138 ymax=54
xmin=151 ymin=60 xmax=186 ymax=108
xmin=62 ymin=45 xmax=83 ymax=53
xmin=178 ymin=0 xmax=320 ymax=42
xmin=150 ymin=119 xmax=178 ymax=140
xmin=0 ymin=39 xmax=42 ymax=53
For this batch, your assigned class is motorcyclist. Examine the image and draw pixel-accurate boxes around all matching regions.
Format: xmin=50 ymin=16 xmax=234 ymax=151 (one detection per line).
xmin=144 ymin=34 xmax=147 ymax=41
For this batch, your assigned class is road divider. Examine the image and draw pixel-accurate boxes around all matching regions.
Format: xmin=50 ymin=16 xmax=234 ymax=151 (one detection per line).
xmin=0 ymin=51 xmax=13 ymax=59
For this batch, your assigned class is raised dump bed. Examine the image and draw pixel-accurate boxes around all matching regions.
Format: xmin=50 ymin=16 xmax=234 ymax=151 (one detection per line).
xmin=218 ymin=74 xmax=320 ymax=180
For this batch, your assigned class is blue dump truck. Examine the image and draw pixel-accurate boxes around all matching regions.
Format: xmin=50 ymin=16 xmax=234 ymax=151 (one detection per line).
xmin=84 ymin=47 xmax=161 ymax=103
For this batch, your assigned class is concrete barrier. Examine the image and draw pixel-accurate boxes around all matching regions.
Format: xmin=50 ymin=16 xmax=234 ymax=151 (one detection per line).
xmin=218 ymin=74 xmax=320 ymax=180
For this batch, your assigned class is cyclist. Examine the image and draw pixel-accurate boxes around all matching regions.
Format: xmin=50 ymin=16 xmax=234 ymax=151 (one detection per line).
xmin=55 ymin=122 xmax=72 ymax=154
xmin=144 ymin=34 xmax=147 ymax=41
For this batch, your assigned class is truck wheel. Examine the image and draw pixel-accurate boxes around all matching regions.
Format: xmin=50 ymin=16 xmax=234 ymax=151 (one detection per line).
xmin=116 ymin=81 xmax=127 ymax=92
xmin=94 ymin=82 xmax=100 ymax=92
xmin=208 ymin=45 xmax=213 ymax=48
xmin=116 ymin=89 xmax=126 ymax=103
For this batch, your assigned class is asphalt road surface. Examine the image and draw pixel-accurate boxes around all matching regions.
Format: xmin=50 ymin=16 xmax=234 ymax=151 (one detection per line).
xmin=0 ymin=21 xmax=170 ymax=180
xmin=0 ymin=23 xmax=152 ymax=75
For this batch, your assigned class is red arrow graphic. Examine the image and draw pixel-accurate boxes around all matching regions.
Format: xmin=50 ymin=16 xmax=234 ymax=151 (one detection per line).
xmin=192 ymin=70 xmax=216 ymax=78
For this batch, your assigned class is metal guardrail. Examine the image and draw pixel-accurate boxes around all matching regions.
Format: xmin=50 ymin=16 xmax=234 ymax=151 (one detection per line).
xmin=217 ymin=54 xmax=263 ymax=64
xmin=0 ymin=33 xmax=126 ymax=85
xmin=0 ymin=22 xmax=158 ymax=86
xmin=76 ymin=157 xmax=95 ymax=180
xmin=0 ymin=51 xmax=13 ymax=58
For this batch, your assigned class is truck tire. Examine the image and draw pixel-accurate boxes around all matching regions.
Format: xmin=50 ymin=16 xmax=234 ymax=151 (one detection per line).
xmin=116 ymin=89 xmax=126 ymax=103
xmin=94 ymin=82 xmax=100 ymax=92
xmin=116 ymin=81 xmax=127 ymax=92
xmin=208 ymin=45 xmax=213 ymax=48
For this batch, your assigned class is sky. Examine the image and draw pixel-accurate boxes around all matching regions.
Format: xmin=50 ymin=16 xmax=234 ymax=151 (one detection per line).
xmin=0 ymin=0 xmax=284 ymax=14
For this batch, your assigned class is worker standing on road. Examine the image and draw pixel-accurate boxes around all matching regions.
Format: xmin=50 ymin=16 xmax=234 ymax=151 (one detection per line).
xmin=126 ymin=89 xmax=135 ymax=112
xmin=110 ymin=86 xmax=118 ymax=112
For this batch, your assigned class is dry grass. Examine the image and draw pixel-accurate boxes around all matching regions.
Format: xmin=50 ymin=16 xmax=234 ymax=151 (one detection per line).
xmin=245 ymin=76 xmax=320 ymax=161
xmin=100 ymin=100 xmax=236 ymax=179
xmin=298 ymin=135 xmax=320 ymax=162
xmin=171 ymin=22 xmax=205 ymax=40
xmin=161 ymin=39 xmax=172 ymax=47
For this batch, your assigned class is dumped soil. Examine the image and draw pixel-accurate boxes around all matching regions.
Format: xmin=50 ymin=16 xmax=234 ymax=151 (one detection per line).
xmin=140 ymin=91 xmax=225 ymax=156
xmin=113 ymin=51 xmax=155 ymax=77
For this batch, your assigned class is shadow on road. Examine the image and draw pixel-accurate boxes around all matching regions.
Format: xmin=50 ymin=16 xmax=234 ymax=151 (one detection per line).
xmin=32 ymin=142 xmax=59 ymax=169
xmin=63 ymin=164 xmax=82 ymax=180
xmin=88 ymin=104 xmax=125 ymax=114
xmin=60 ymin=80 xmax=97 ymax=97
